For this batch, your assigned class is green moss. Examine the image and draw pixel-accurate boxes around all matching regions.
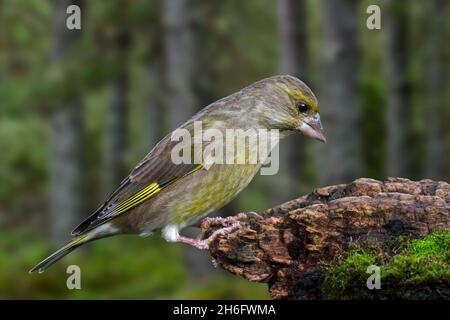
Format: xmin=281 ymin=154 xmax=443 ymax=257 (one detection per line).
xmin=320 ymin=230 xmax=450 ymax=299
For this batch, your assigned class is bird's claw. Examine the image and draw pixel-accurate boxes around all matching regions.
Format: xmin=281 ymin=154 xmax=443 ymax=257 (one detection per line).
xmin=244 ymin=211 xmax=263 ymax=220
xmin=176 ymin=221 xmax=242 ymax=250
xmin=202 ymin=221 xmax=241 ymax=248
xmin=199 ymin=211 xmax=262 ymax=229
xmin=177 ymin=212 xmax=263 ymax=250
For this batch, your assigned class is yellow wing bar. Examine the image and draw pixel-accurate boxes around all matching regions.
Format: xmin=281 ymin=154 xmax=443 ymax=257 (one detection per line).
xmin=104 ymin=164 xmax=203 ymax=219
xmin=115 ymin=182 xmax=160 ymax=213
xmin=103 ymin=182 xmax=161 ymax=219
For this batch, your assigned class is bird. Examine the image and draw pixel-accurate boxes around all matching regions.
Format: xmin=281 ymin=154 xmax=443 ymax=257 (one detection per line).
xmin=30 ymin=75 xmax=325 ymax=273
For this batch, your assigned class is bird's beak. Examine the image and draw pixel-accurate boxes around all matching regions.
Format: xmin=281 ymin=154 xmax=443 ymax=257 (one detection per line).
xmin=297 ymin=114 xmax=326 ymax=143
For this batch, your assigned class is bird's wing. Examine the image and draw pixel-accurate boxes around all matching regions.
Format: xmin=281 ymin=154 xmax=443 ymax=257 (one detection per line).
xmin=71 ymin=123 xmax=203 ymax=236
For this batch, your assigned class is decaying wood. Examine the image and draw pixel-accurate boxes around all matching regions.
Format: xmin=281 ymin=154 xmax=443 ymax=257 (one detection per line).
xmin=200 ymin=177 xmax=450 ymax=299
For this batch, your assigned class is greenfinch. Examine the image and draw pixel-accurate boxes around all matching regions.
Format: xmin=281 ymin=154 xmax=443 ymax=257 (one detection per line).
xmin=30 ymin=75 xmax=325 ymax=273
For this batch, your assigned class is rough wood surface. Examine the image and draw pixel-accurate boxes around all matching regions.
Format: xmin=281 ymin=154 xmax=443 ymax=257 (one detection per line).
xmin=200 ymin=178 xmax=450 ymax=299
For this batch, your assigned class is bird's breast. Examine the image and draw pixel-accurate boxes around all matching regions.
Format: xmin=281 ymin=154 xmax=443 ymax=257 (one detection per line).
xmin=167 ymin=163 xmax=261 ymax=226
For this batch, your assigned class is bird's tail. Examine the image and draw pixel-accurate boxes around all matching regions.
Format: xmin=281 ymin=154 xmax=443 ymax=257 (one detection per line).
xmin=29 ymin=233 xmax=90 ymax=274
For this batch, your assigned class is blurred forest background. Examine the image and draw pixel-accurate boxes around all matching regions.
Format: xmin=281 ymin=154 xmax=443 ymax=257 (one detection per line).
xmin=0 ymin=0 xmax=449 ymax=299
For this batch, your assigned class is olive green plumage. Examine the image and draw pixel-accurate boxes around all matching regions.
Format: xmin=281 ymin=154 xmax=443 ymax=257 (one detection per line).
xmin=30 ymin=75 xmax=325 ymax=273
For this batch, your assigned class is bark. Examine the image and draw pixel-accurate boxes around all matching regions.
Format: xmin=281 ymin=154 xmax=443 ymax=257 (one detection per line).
xmin=200 ymin=177 xmax=450 ymax=299
xmin=317 ymin=0 xmax=362 ymax=185
xmin=50 ymin=0 xmax=85 ymax=245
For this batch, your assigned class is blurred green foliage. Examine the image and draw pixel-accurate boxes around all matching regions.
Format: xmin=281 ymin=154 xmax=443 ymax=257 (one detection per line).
xmin=0 ymin=117 xmax=48 ymax=202
xmin=0 ymin=230 xmax=270 ymax=299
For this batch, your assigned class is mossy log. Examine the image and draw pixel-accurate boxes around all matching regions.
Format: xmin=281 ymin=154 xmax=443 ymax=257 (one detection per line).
xmin=200 ymin=178 xmax=450 ymax=299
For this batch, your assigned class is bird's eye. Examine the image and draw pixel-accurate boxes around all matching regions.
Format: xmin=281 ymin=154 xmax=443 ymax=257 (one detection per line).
xmin=297 ymin=102 xmax=309 ymax=113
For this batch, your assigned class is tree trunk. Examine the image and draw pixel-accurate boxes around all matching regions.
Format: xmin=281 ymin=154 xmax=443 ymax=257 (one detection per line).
xmin=317 ymin=0 xmax=362 ymax=185
xmin=162 ymin=0 xmax=213 ymax=281
xmin=200 ymin=177 xmax=450 ymax=299
xmin=143 ymin=0 xmax=166 ymax=151
xmin=276 ymin=0 xmax=310 ymax=201
xmin=145 ymin=59 xmax=166 ymax=149
xmin=50 ymin=0 xmax=85 ymax=245
xmin=162 ymin=0 xmax=209 ymax=128
xmin=278 ymin=0 xmax=308 ymax=78
xmin=385 ymin=1 xmax=417 ymax=178
xmin=104 ymin=30 xmax=130 ymax=195
xmin=425 ymin=0 xmax=449 ymax=181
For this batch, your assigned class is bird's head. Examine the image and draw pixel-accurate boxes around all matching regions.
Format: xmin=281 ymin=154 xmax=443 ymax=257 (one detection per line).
xmin=255 ymin=75 xmax=326 ymax=143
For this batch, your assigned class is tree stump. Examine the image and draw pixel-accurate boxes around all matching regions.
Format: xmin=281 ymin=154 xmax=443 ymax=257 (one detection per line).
xmin=200 ymin=178 xmax=450 ymax=299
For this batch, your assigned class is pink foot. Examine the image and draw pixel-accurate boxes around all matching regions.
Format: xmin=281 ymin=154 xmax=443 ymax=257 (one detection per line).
xmin=176 ymin=222 xmax=242 ymax=250
xmin=175 ymin=236 xmax=208 ymax=250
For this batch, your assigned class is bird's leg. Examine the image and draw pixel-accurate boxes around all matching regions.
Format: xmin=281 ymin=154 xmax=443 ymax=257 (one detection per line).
xmin=176 ymin=221 xmax=242 ymax=250
xmin=162 ymin=224 xmax=209 ymax=249
xmin=175 ymin=235 xmax=208 ymax=250
xmin=172 ymin=212 xmax=262 ymax=249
